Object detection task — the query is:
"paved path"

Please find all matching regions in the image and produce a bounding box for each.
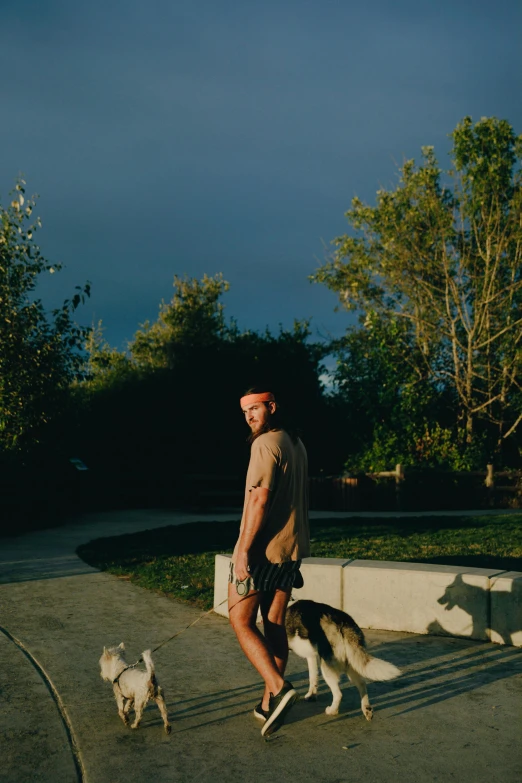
[1,510,521,783]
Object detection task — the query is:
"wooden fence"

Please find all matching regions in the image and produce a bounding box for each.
[308,464,522,512]
[2,462,520,537]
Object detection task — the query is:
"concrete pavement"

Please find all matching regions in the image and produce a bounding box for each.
[0,509,521,783]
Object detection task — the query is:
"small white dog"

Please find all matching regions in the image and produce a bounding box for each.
[99,643,171,734]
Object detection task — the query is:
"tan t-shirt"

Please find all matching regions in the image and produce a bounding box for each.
[234,429,310,564]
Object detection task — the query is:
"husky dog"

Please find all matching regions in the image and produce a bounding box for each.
[99,643,171,734]
[286,600,401,720]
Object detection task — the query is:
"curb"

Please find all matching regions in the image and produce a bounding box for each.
[214,554,522,647]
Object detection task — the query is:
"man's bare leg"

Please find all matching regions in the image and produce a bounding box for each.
[228,582,285,699]
[259,588,292,710]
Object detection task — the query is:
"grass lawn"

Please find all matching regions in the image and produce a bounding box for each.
[77,514,522,611]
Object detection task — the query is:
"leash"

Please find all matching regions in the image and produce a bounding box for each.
[118,576,259,676]
[122,596,230,672]
[150,596,229,656]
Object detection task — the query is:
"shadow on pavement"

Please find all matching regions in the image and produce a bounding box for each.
[324,638,522,726]
[0,556,98,584]
[140,635,522,735]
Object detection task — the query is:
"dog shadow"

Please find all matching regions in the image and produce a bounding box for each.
[428,573,521,646]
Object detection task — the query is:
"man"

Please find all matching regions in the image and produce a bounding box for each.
[228,388,310,737]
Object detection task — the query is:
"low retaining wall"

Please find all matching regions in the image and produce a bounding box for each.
[214,554,522,647]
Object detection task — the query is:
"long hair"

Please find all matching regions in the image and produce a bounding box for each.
[242,386,300,444]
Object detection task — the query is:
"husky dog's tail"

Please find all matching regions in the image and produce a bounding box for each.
[142,649,158,690]
[321,617,401,681]
[346,643,401,681]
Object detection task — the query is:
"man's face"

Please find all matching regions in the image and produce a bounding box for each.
[242,401,276,434]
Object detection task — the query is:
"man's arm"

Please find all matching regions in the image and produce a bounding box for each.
[234,486,270,581]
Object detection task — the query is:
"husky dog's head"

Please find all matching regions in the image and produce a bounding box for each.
[99,642,126,681]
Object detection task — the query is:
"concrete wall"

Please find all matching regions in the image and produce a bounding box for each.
[214,554,522,647]
[489,571,522,647]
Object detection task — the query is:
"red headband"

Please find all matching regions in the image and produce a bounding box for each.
[240,392,275,408]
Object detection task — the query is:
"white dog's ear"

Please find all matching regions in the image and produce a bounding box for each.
[118,642,125,650]
[103,646,108,654]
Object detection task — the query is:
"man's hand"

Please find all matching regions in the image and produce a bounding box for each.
[234,549,250,582]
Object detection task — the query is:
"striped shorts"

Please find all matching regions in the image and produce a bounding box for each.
[229,559,304,596]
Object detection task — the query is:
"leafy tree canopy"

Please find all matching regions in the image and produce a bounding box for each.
[78,274,340,477]
[130,274,231,369]
[0,179,90,453]
[314,117,522,463]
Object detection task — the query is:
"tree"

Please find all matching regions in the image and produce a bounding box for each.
[332,315,484,471]
[0,179,90,453]
[130,274,230,369]
[71,273,342,493]
[82,320,131,390]
[313,117,522,460]
[331,316,428,468]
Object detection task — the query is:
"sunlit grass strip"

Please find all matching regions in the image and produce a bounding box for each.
[108,552,219,610]
[77,514,522,611]
[310,518,522,562]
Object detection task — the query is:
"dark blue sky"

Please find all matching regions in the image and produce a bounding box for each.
[1,0,520,349]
